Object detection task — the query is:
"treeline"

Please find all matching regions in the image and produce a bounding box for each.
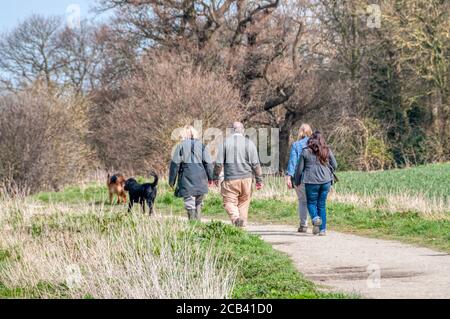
[0,0,449,193]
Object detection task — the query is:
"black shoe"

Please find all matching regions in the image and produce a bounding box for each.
[187,209,197,221]
[234,218,244,227]
[195,205,202,221]
[298,225,308,233]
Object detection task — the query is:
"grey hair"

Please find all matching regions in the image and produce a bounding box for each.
[232,122,245,134]
[180,125,199,140]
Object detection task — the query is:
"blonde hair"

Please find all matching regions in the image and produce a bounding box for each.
[298,123,313,140]
[180,125,199,140]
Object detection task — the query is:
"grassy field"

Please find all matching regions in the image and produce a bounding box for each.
[3,162,448,298]
[335,163,450,200]
[0,192,345,299]
[31,163,450,254]
[255,163,450,217]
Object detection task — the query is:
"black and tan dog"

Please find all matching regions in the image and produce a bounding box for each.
[107,173,127,205]
[124,171,158,215]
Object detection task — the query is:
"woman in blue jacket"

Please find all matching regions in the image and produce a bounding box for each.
[285,124,313,233]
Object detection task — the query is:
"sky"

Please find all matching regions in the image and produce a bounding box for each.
[0,0,105,32]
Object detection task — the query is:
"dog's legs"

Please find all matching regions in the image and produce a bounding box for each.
[128,201,133,213]
[109,192,113,205]
[140,200,146,214]
[147,200,154,216]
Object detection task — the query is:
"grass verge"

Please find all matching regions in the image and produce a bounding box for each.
[184,221,347,299]
[1,194,345,299]
[33,179,450,254]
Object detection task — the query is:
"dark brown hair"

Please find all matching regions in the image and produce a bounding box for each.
[307,131,330,165]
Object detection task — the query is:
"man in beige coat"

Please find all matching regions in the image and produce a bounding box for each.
[213,122,264,227]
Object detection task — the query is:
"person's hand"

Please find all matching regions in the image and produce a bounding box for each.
[256,182,264,190]
[208,180,214,187]
[285,175,293,189]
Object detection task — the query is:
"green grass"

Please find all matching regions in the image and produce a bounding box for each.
[4,180,350,299]
[0,282,72,299]
[205,195,450,253]
[32,162,450,254]
[25,162,450,298]
[335,162,450,201]
[202,195,450,253]
[0,212,344,299]
[328,202,450,252]
[182,221,346,299]
[34,184,106,204]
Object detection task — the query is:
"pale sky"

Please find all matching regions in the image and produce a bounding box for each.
[0,0,106,32]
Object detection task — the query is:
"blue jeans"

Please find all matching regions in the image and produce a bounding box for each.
[305,182,331,232]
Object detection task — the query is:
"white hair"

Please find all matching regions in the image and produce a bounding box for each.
[180,125,199,140]
[232,122,245,134]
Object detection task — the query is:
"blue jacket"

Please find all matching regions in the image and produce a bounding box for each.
[286,137,309,177]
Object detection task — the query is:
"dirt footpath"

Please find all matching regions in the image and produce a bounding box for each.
[246,223,450,299]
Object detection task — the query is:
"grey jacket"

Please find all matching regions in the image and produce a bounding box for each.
[295,148,337,185]
[169,138,214,198]
[213,133,263,183]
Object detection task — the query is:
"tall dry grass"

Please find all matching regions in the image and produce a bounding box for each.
[0,195,236,299]
[254,175,450,219]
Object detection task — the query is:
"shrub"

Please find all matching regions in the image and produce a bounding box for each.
[89,52,242,174]
[0,85,96,194]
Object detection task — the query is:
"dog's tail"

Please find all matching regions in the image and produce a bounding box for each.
[149,170,159,187]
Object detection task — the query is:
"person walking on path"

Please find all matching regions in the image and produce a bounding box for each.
[285,124,313,233]
[213,122,264,228]
[169,125,214,221]
[294,131,337,236]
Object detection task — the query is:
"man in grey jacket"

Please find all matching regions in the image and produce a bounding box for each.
[213,122,264,227]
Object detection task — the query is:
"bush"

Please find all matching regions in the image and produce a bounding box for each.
[89,52,242,174]
[0,85,96,194]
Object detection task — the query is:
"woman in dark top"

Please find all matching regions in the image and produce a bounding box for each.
[169,125,214,221]
[295,131,337,236]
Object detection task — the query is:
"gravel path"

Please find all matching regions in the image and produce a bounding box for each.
[245,223,450,299]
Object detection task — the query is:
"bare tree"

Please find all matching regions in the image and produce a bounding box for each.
[57,23,102,92]
[95,0,335,171]
[0,15,63,90]
[89,51,241,173]
[0,15,118,94]
[96,0,280,49]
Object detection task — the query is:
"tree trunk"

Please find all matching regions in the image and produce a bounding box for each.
[279,111,300,174]
[279,125,290,174]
